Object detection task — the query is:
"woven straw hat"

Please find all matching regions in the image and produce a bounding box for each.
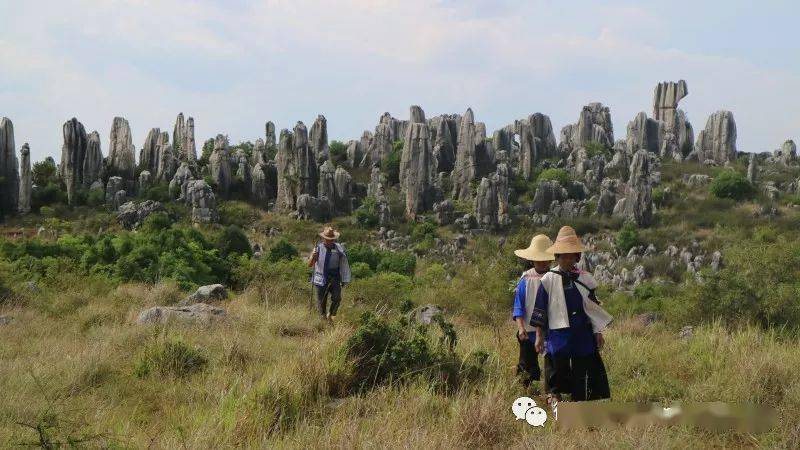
[319,226,340,240]
[514,234,555,261]
[546,226,588,254]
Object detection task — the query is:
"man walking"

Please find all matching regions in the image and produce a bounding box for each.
[307,226,352,321]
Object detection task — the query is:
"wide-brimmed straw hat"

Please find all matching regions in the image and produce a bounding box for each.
[319,226,340,240]
[514,234,555,261]
[546,226,588,254]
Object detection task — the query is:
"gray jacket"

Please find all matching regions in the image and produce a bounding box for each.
[312,243,352,286]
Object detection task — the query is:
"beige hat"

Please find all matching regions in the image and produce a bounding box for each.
[546,226,588,254]
[514,234,555,261]
[319,226,340,240]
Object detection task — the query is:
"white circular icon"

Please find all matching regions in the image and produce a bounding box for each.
[524,406,548,427]
[511,396,536,420]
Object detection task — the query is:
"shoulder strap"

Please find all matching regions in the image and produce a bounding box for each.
[548,270,601,305]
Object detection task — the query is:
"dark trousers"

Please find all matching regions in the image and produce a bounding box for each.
[516,332,541,386]
[543,352,610,401]
[315,277,342,317]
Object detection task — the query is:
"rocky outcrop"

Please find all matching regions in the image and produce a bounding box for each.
[517,122,538,181]
[433,200,456,225]
[400,119,437,218]
[528,113,558,158]
[747,153,758,183]
[276,129,298,211]
[409,105,426,123]
[185,179,218,223]
[251,161,277,206]
[333,166,353,214]
[451,108,478,200]
[294,122,318,196]
[156,131,176,183]
[309,114,329,163]
[184,116,197,162]
[139,128,161,177]
[560,103,614,152]
[531,180,568,213]
[296,193,331,221]
[775,140,796,165]
[653,80,688,123]
[117,200,167,230]
[363,121,393,168]
[253,138,268,166]
[0,118,19,217]
[345,140,362,168]
[18,143,31,214]
[265,121,277,149]
[615,150,653,226]
[139,170,153,193]
[494,151,511,226]
[234,148,251,191]
[474,177,499,229]
[60,118,88,205]
[595,179,619,216]
[209,134,231,196]
[107,117,136,181]
[187,284,228,303]
[169,162,194,200]
[84,131,104,187]
[432,116,456,173]
[626,112,662,154]
[105,176,125,206]
[173,113,185,159]
[693,111,737,165]
[318,160,336,211]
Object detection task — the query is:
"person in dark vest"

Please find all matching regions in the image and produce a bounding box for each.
[530,226,613,408]
[511,234,555,388]
[307,226,352,322]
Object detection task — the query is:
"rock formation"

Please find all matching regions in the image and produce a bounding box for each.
[209,134,231,196]
[0,118,19,217]
[528,113,558,158]
[60,118,88,205]
[653,80,688,124]
[139,128,161,176]
[139,170,153,193]
[560,103,614,152]
[265,121,277,149]
[18,143,31,214]
[169,162,193,200]
[318,160,336,211]
[615,150,653,226]
[84,131,104,187]
[309,114,329,163]
[693,111,737,165]
[626,112,662,154]
[400,119,437,218]
[117,200,166,230]
[296,193,331,221]
[775,140,796,165]
[173,113,185,158]
[432,116,457,173]
[410,105,426,123]
[333,166,353,214]
[747,153,758,183]
[517,122,538,181]
[105,176,125,206]
[253,139,268,166]
[531,180,568,214]
[107,117,136,181]
[494,150,511,226]
[251,161,277,206]
[451,108,478,200]
[234,148,251,192]
[363,121,393,168]
[294,122,318,196]
[156,131,176,183]
[185,179,218,223]
[171,114,196,162]
[474,177,499,230]
[276,129,298,211]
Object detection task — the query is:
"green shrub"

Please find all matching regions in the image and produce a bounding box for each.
[32,182,68,211]
[218,201,258,227]
[710,170,755,200]
[410,220,438,243]
[350,262,374,279]
[584,141,613,159]
[86,188,106,207]
[536,168,571,186]
[268,238,299,263]
[135,338,209,378]
[329,140,348,166]
[327,311,486,396]
[141,183,171,202]
[381,141,403,185]
[616,222,641,253]
[354,196,380,228]
[217,226,253,258]
[141,212,173,232]
[348,272,413,307]
[377,251,416,276]
[347,243,382,270]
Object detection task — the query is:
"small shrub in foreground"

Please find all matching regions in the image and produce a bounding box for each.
[135,338,208,378]
[710,170,754,200]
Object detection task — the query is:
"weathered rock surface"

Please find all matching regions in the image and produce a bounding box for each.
[531,180,568,213]
[136,303,226,325]
[775,140,796,165]
[451,108,478,200]
[693,111,737,165]
[108,117,136,181]
[276,129,298,211]
[561,103,614,152]
[139,128,162,176]
[653,80,688,123]
[168,162,193,200]
[333,166,354,214]
[431,115,457,173]
[18,143,31,214]
[747,153,758,183]
[139,170,153,193]
[474,177,499,229]
[318,160,337,211]
[185,179,218,223]
[0,117,19,217]
[296,193,331,221]
[400,119,437,217]
[517,122,538,181]
[615,149,654,226]
[265,121,277,149]
[626,111,662,154]
[251,161,277,206]
[60,118,88,205]
[294,122,318,197]
[117,200,167,230]
[187,284,227,303]
[156,131,176,183]
[309,114,329,163]
[83,131,104,188]
[209,134,231,196]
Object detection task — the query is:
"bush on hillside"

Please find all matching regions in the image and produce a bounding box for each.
[616,222,641,253]
[710,170,755,200]
[218,202,258,227]
[216,225,253,258]
[536,168,571,186]
[376,251,416,276]
[350,262,374,279]
[327,311,488,396]
[267,238,299,263]
[329,140,348,166]
[354,196,380,228]
[134,338,208,378]
[381,141,403,185]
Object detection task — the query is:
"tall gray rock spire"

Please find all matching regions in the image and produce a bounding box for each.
[309,114,329,164]
[84,131,104,186]
[400,120,436,218]
[0,117,19,217]
[60,118,88,205]
[694,111,737,165]
[107,117,136,181]
[294,121,318,196]
[451,108,478,200]
[209,134,231,195]
[653,80,688,123]
[18,143,31,214]
[275,129,298,211]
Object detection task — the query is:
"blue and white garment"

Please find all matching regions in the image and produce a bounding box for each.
[311,243,352,287]
[512,268,548,335]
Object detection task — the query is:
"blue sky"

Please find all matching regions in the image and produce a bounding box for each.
[1,0,798,162]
